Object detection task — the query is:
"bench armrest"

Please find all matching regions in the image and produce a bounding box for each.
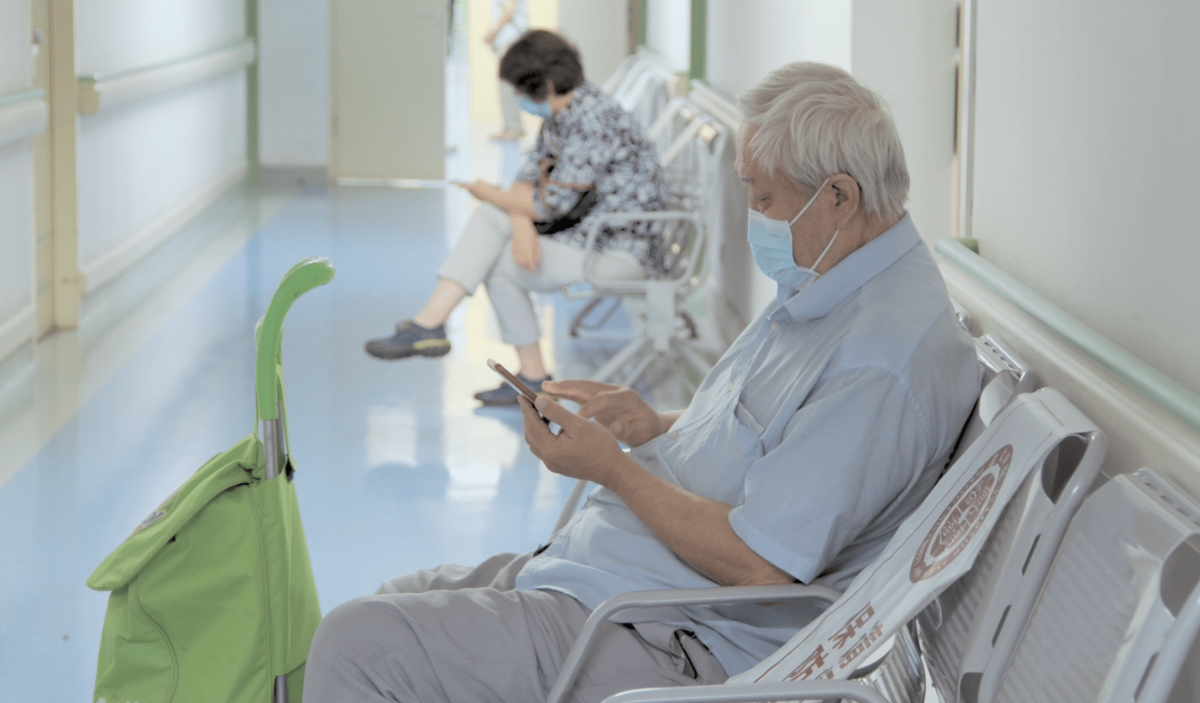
[601,680,890,703]
[604,681,888,703]
[545,584,842,703]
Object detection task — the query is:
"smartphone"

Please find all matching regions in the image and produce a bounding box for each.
[487,359,540,404]
[487,359,553,428]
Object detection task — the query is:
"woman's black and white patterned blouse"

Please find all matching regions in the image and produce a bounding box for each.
[516,81,668,277]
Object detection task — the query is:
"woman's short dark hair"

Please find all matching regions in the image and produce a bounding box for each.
[499,30,584,100]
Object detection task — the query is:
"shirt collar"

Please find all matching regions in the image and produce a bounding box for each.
[772,212,921,323]
[549,81,595,126]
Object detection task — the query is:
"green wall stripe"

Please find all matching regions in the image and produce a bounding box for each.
[689,0,706,81]
[246,0,260,182]
[639,0,648,47]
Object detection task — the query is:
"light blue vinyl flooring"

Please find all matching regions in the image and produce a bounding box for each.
[0,181,650,702]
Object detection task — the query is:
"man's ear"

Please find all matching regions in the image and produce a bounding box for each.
[829,173,861,228]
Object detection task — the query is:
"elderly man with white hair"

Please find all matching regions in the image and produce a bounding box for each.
[304,62,980,703]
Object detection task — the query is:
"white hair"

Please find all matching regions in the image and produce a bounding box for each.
[739,62,909,220]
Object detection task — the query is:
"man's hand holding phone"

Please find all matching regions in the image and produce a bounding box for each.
[540,380,670,448]
[518,394,632,486]
[491,363,672,485]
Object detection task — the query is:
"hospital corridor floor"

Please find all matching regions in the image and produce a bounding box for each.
[0,180,661,702]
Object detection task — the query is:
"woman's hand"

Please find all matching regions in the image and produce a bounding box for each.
[511,217,542,273]
[455,180,500,204]
[541,380,666,447]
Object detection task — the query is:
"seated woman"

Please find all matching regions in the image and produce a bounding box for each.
[364,29,668,405]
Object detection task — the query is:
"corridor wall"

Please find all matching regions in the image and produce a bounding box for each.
[968,0,1200,396]
[644,0,691,73]
[702,0,853,320]
[705,0,852,98]
[0,0,37,361]
[559,0,629,86]
[75,0,248,291]
[700,0,956,320]
[852,0,957,249]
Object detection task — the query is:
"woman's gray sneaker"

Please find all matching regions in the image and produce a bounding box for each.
[474,375,550,406]
[364,321,451,359]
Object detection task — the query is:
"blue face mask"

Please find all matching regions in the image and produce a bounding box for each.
[517,96,553,119]
[747,177,839,290]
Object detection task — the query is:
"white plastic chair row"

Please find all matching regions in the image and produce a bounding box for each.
[601,48,678,130]
[540,332,1152,703]
[564,96,714,345]
[544,382,1200,700]
[563,101,726,391]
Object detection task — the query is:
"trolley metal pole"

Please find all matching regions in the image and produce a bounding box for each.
[262,407,288,703]
[255,257,335,703]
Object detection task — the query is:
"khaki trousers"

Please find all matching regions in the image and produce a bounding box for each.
[303,552,726,703]
[438,203,646,347]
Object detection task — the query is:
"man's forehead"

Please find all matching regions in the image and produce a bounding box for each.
[734,126,759,183]
[735,155,759,184]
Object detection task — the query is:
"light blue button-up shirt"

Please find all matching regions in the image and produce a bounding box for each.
[516,214,980,676]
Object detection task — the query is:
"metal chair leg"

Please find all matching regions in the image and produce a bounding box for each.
[569,297,624,338]
[591,336,654,384]
[614,348,661,388]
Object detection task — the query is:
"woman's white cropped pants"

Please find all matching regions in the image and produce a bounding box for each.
[437,202,645,348]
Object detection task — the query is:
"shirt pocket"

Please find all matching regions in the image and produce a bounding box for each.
[734,401,766,461]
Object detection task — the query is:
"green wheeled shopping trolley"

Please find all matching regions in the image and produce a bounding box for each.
[87,258,334,703]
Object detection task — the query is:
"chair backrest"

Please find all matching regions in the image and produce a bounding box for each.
[947,335,1038,470]
[602,50,677,131]
[985,468,1200,703]
[648,100,727,289]
[915,335,1105,703]
[916,424,1104,703]
[838,333,1025,700]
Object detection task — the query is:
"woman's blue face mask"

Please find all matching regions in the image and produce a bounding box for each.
[517,96,552,119]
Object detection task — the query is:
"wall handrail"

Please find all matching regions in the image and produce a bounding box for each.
[77,38,255,115]
[937,238,1200,433]
[0,89,48,147]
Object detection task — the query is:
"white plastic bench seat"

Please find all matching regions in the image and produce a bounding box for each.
[545,385,1106,703]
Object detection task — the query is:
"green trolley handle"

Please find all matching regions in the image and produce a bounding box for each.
[252,257,334,703]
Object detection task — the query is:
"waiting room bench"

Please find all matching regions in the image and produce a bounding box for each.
[535,240,1200,702]
[542,331,1117,703]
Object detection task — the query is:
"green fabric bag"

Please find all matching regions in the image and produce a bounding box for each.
[87,435,320,703]
[87,257,334,703]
